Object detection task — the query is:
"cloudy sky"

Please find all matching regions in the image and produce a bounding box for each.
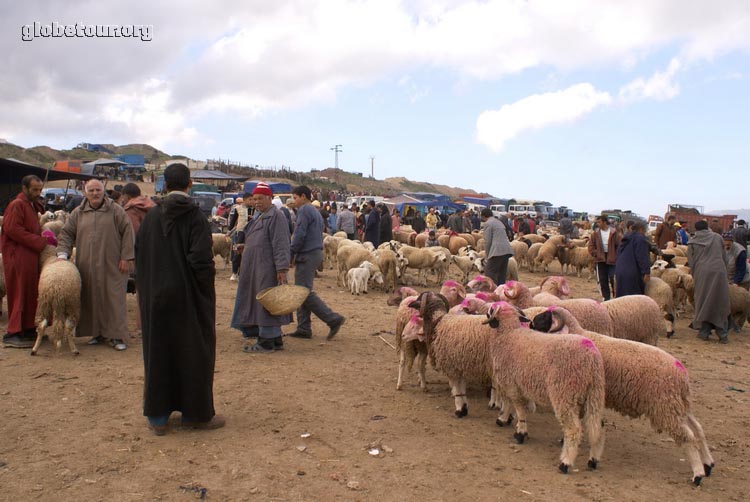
[2,1,749,217]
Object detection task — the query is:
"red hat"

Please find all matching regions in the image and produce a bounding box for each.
[252,182,273,197]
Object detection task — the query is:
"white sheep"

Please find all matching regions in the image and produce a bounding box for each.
[323,235,344,269]
[346,261,383,295]
[509,240,528,269]
[398,246,447,286]
[211,233,231,269]
[533,306,715,485]
[425,246,452,284]
[483,301,606,474]
[451,254,481,284]
[31,246,81,356]
[644,276,677,338]
[375,248,401,293]
[336,244,378,286]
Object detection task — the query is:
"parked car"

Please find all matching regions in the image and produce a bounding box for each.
[191,196,217,218]
[41,188,83,211]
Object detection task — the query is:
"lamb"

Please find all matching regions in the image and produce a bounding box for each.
[31,246,81,356]
[484,301,606,474]
[601,295,664,345]
[211,233,231,269]
[406,292,501,415]
[532,307,715,485]
[501,280,612,336]
[729,284,750,331]
[336,244,379,286]
[644,276,677,337]
[346,261,383,295]
[534,234,566,272]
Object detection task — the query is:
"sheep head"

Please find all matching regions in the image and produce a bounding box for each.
[439,280,466,308]
[387,286,418,306]
[482,301,531,329]
[407,291,449,340]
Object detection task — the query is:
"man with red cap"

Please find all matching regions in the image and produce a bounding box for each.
[1,175,50,348]
[231,181,293,352]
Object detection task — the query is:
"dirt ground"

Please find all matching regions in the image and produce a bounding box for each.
[1,256,749,502]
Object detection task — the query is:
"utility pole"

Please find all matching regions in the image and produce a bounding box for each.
[370,156,375,178]
[330,144,342,169]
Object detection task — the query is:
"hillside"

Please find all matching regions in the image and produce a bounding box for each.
[1,142,487,199]
[0,142,174,168]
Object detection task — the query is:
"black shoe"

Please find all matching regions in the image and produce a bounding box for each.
[286,330,313,339]
[273,337,284,351]
[326,316,346,341]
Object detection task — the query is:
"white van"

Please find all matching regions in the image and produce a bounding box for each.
[490,204,507,218]
[508,204,537,217]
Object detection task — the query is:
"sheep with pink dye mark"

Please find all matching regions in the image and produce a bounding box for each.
[501,280,613,336]
[531,306,714,486]
[482,300,606,475]
[388,287,428,392]
[466,275,497,293]
[439,280,467,308]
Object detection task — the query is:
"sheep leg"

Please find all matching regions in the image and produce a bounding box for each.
[396,350,407,391]
[557,410,583,474]
[686,414,714,478]
[415,348,428,392]
[680,423,706,485]
[450,378,468,418]
[65,319,79,355]
[31,319,48,355]
[583,405,605,470]
[511,398,529,443]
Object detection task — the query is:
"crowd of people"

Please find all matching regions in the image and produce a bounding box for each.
[1,170,747,436]
[587,215,749,344]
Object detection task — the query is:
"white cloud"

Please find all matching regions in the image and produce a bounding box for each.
[619,58,682,103]
[2,0,750,147]
[476,83,612,151]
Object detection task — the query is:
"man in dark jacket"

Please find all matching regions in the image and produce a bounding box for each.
[363,200,380,246]
[654,215,678,249]
[136,163,224,435]
[378,204,393,244]
[412,211,426,234]
[588,215,621,301]
[615,221,651,297]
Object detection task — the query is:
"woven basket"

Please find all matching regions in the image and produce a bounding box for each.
[256,284,310,316]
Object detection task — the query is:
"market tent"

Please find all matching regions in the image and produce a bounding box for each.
[383,193,463,216]
[190,170,248,181]
[0,157,98,213]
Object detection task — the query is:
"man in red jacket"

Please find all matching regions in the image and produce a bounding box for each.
[1,175,49,348]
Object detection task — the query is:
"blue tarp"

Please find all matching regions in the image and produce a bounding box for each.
[243,180,292,194]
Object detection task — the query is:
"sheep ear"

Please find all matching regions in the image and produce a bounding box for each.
[512,305,531,324]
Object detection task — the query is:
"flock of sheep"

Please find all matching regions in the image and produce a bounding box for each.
[307,224,750,486]
[8,208,750,487]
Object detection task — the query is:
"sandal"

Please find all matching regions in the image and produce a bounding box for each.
[243,342,274,353]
